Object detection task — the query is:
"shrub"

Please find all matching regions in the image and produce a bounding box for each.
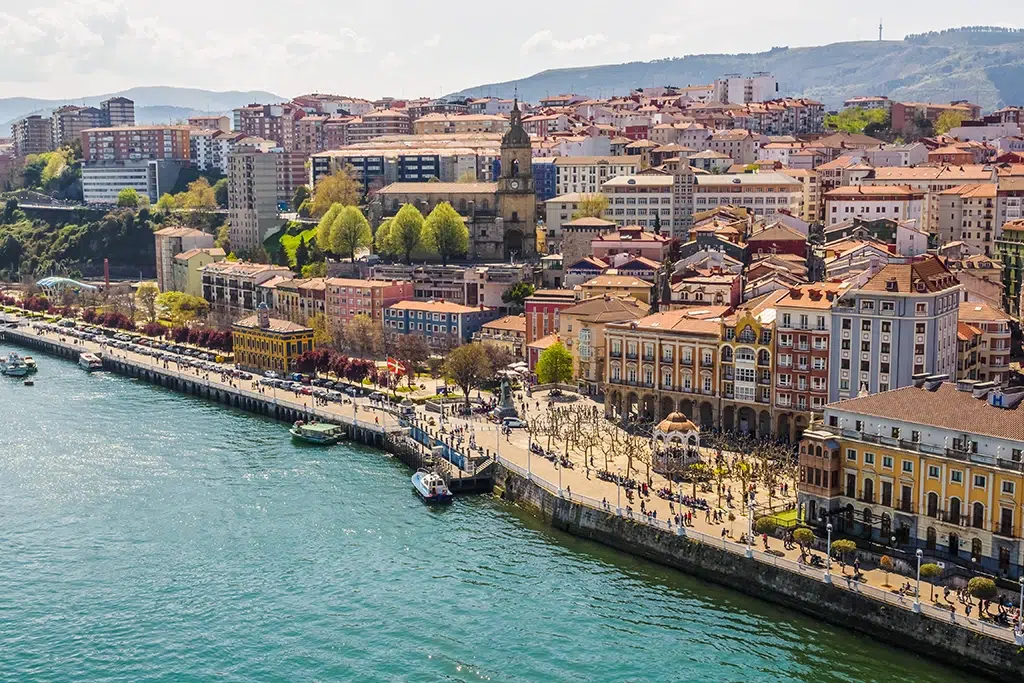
[793,527,815,549]
[141,322,165,337]
[967,576,997,601]
[754,517,776,535]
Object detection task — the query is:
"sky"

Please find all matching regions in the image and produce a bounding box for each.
[0,0,1018,101]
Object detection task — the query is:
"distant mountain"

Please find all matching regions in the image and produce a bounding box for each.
[452,27,1024,111]
[0,87,285,131]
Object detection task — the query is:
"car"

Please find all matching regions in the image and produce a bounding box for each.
[502,418,525,428]
[344,386,358,396]
[264,371,279,379]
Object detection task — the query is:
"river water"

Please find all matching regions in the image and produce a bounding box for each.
[0,347,976,682]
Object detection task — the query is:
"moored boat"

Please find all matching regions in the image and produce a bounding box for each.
[1,352,29,377]
[289,421,343,445]
[412,468,453,504]
[23,356,37,372]
[79,352,103,371]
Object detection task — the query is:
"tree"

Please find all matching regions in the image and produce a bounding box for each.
[212,178,229,208]
[967,576,997,603]
[935,110,966,135]
[330,205,372,262]
[294,237,310,272]
[316,203,344,253]
[571,193,609,220]
[443,344,491,410]
[481,343,514,376]
[879,555,895,587]
[536,341,573,384]
[754,517,776,536]
[501,281,535,310]
[117,187,142,208]
[309,167,360,218]
[180,178,217,211]
[307,312,333,347]
[374,219,396,257]
[344,313,382,357]
[388,204,425,264]
[292,185,310,211]
[155,291,210,326]
[422,202,468,266]
[793,527,815,554]
[830,539,857,573]
[394,333,430,387]
[136,282,160,323]
[919,563,943,601]
[301,261,326,278]
[824,107,889,134]
[156,193,177,212]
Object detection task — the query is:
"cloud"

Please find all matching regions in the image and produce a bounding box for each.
[519,30,607,55]
[647,33,681,50]
[423,33,441,49]
[380,51,405,71]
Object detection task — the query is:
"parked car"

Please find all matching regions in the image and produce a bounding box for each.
[503,418,525,428]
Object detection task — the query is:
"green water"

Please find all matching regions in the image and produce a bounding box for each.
[0,349,977,682]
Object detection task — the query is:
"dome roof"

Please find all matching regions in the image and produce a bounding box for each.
[655,412,699,434]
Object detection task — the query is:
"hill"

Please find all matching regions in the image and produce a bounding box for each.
[0,86,284,130]
[452,26,1024,111]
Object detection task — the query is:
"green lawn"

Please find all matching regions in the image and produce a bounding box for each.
[264,222,316,267]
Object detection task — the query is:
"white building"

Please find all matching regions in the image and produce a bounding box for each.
[713,73,778,105]
[825,185,925,226]
[190,129,247,174]
[543,193,584,252]
[948,123,1021,143]
[553,155,642,196]
[863,143,928,168]
[601,175,677,234]
[81,160,183,204]
[693,172,803,218]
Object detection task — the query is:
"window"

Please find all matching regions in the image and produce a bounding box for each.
[911,430,920,442]
[916,303,926,314]
[951,470,963,484]
[902,460,913,474]
[861,320,871,331]
[928,465,940,479]
[882,455,893,469]
[891,427,900,439]
[974,474,987,489]
[864,452,875,465]
[846,448,857,461]
[1002,481,1015,495]
[855,420,864,431]
[881,321,891,333]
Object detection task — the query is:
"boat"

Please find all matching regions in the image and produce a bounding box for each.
[23,356,37,373]
[79,352,103,372]
[412,468,453,504]
[1,352,29,377]
[23,379,33,386]
[289,421,343,445]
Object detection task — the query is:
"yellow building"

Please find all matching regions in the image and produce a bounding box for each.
[578,274,653,304]
[557,295,648,395]
[799,379,1024,576]
[232,303,314,374]
[170,247,225,297]
[779,168,820,222]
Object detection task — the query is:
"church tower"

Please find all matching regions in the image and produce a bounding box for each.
[497,99,536,260]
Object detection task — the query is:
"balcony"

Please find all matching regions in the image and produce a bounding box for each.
[610,349,622,359]
[895,499,914,514]
[701,359,714,368]
[625,352,638,360]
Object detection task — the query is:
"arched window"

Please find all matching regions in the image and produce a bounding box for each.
[738,326,757,343]
[862,507,872,524]
[971,538,983,561]
[721,347,733,362]
[758,349,770,366]
[927,492,939,518]
[926,526,936,549]
[972,502,985,529]
[511,159,520,176]
[863,478,874,503]
[511,211,519,222]
[949,497,961,524]
[815,445,822,458]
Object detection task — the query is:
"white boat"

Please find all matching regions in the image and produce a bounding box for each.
[289,421,343,445]
[412,468,453,504]
[23,356,38,373]
[1,352,29,377]
[79,352,103,371]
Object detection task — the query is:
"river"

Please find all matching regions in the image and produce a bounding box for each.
[0,347,977,682]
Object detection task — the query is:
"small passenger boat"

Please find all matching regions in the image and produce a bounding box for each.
[289,420,343,445]
[79,352,103,371]
[1,352,29,377]
[412,468,453,504]
[23,356,38,372]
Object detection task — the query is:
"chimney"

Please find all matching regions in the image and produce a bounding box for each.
[911,372,929,388]
[923,374,948,391]
[955,379,977,393]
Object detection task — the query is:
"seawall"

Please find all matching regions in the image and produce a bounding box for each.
[493,463,1024,681]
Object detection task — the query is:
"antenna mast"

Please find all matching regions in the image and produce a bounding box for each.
[879,19,883,41]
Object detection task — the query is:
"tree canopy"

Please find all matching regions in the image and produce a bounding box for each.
[386,204,425,264]
[572,193,609,220]
[501,281,535,309]
[422,202,468,266]
[443,344,492,408]
[330,205,372,262]
[117,187,143,208]
[934,110,966,135]
[824,107,889,134]
[536,341,573,384]
[309,167,360,218]
[155,291,210,325]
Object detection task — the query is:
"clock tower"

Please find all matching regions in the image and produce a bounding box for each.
[497,99,536,260]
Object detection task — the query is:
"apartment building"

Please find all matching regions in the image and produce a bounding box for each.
[100,97,135,128]
[779,169,820,223]
[170,247,225,297]
[996,177,1024,229]
[693,173,804,218]
[190,129,247,174]
[718,293,781,438]
[345,110,412,144]
[227,144,280,253]
[81,126,190,162]
[557,295,649,395]
[384,300,500,349]
[601,175,678,234]
[958,302,1012,385]
[824,185,925,227]
[708,130,757,165]
[553,156,642,196]
[860,165,994,236]
[201,261,294,314]
[11,115,54,157]
[233,103,304,151]
[996,219,1024,315]
[936,184,998,256]
[957,321,983,381]
[798,380,1024,575]
[578,274,653,305]
[188,115,231,132]
[153,226,215,291]
[273,278,327,323]
[325,278,414,326]
[524,289,577,345]
[51,105,103,148]
[591,225,673,263]
[413,114,509,135]
[474,314,528,360]
[81,160,184,204]
[890,101,982,136]
[773,283,850,441]
[828,257,962,402]
[603,310,722,426]
[713,73,777,104]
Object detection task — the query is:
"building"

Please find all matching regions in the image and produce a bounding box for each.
[474,313,528,360]
[188,115,231,132]
[524,289,577,345]
[995,219,1024,315]
[346,110,413,144]
[578,274,653,304]
[591,225,672,263]
[232,103,304,151]
[543,193,584,253]
[708,130,758,165]
[694,173,804,218]
[718,292,783,438]
[936,184,998,257]
[557,295,648,395]
[779,169,820,223]
[860,165,994,237]
[81,160,184,204]
[798,380,1024,575]
[201,261,294,314]
[824,185,925,227]
[601,174,680,235]
[687,150,733,173]
[11,115,54,157]
[413,113,509,135]
[227,143,281,253]
[189,129,246,174]
[671,268,742,308]
[233,304,314,374]
[170,248,225,297]
[713,73,778,104]
[325,278,414,326]
[154,226,215,291]
[829,257,962,402]
[603,309,722,426]
[51,105,103,148]
[553,156,642,196]
[890,101,983,136]
[384,300,500,349]
[843,96,891,110]
[81,126,190,162]
[957,321,983,381]
[99,97,135,127]
[958,302,1013,385]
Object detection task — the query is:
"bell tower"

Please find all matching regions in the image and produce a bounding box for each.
[497,99,536,259]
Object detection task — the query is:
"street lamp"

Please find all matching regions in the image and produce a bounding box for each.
[616,468,622,516]
[1018,576,1024,632]
[746,501,755,558]
[915,549,923,613]
[825,522,834,584]
[557,456,563,498]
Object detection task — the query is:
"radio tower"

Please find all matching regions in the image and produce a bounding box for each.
[879,19,883,41]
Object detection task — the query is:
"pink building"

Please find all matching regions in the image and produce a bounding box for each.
[326,278,414,327]
[591,226,672,263]
[523,289,577,345]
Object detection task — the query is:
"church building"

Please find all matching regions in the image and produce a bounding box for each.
[370,101,537,261]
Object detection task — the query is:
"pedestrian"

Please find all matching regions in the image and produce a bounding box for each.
[762,533,769,550]
[705,509,711,523]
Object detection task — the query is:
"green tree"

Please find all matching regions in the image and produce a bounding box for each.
[315,203,343,252]
[793,527,815,553]
[394,333,431,387]
[330,205,372,262]
[536,341,573,384]
[136,282,160,323]
[212,178,229,208]
[388,204,425,264]
[879,555,894,587]
[754,517,776,536]
[155,291,210,325]
[344,313,382,357]
[967,576,997,602]
[294,237,310,272]
[374,219,396,257]
[572,193,609,219]
[180,177,217,210]
[117,187,145,208]
[156,193,177,212]
[830,539,857,572]
[934,110,966,135]
[310,167,360,218]
[443,344,492,410]
[501,281,535,309]
[301,261,327,278]
[824,107,889,134]
[307,312,333,347]
[919,563,943,601]
[292,185,310,211]
[422,202,468,266]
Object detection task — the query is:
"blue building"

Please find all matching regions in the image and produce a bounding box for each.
[532,159,557,201]
[384,300,502,349]
[397,154,441,182]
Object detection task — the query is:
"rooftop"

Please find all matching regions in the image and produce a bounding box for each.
[859,257,959,294]
[610,310,722,335]
[581,274,653,289]
[377,181,498,194]
[387,299,485,314]
[482,314,527,333]
[233,316,312,334]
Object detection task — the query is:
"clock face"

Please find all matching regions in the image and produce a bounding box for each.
[509,179,521,190]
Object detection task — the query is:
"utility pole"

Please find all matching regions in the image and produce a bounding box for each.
[879,19,883,41]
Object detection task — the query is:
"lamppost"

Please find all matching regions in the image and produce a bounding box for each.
[825,522,833,584]
[746,500,754,558]
[915,549,923,613]
[616,468,622,515]
[526,420,532,481]
[1018,576,1024,633]
[557,456,563,497]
